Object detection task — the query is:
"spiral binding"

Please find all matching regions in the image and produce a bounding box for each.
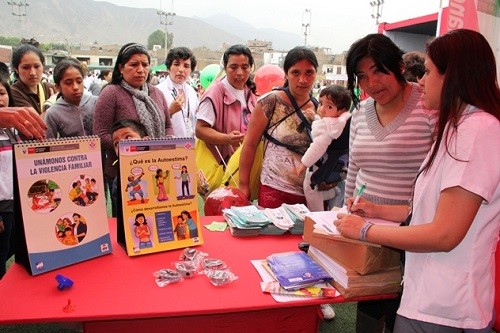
[14,135,100,146]
[119,136,194,143]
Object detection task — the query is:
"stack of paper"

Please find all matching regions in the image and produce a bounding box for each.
[266,251,332,290]
[304,208,401,275]
[282,203,311,234]
[221,203,312,237]
[222,205,270,236]
[308,245,402,298]
[259,207,295,235]
[250,260,340,302]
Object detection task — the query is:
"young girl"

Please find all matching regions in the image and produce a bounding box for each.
[0,77,16,279]
[174,215,187,240]
[60,227,78,246]
[44,58,97,138]
[155,168,168,202]
[133,213,152,249]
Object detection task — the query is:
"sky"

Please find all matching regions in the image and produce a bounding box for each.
[95,0,445,53]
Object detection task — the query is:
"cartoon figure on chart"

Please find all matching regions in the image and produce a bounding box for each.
[31,191,50,210]
[175,165,191,199]
[29,180,62,213]
[84,178,99,203]
[174,214,187,240]
[181,210,198,238]
[72,213,87,243]
[155,169,169,202]
[61,227,78,246]
[55,218,65,233]
[125,172,146,203]
[62,217,74,231]
[69,180,88,206]
[133,213,153,249]
[47,188,61,212]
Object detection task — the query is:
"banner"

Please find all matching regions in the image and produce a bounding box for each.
[439,0,499,79]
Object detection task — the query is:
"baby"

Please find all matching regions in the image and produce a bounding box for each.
[296,85,352,212]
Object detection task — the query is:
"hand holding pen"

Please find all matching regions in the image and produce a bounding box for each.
[347,183,366,215]
[169,89,186,115]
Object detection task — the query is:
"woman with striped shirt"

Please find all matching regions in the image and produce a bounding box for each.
[345,34,437,206]
[344,34,437,333]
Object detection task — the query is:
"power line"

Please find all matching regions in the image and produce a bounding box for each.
[302,8,311,47]
[370,0,384,25]
[157,0,176,52]
[7,0,29,21]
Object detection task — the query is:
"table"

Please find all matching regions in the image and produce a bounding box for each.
[0,217,396,333]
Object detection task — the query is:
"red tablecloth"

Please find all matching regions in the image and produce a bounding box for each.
[0,217,395,333]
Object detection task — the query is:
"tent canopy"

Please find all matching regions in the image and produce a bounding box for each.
[151,63,167,73]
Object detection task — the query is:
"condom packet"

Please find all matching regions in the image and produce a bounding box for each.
[153,268,183,287]
[206,268,238,286]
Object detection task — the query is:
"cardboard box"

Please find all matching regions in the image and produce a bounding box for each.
[308,246,402,299]
[303,216,401,275]
[330,279,401,299]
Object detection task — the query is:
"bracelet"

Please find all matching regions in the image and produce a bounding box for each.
[360,221,374,241]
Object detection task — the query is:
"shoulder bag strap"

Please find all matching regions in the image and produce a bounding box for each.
[282,87,312,135]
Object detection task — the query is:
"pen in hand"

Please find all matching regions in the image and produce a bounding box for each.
[349,183,366,214]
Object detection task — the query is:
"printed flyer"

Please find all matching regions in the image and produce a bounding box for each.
[13,136,112,276]
[117,137,202,256]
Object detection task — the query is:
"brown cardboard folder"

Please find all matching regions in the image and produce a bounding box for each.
[308,245,402,298]
[303,215,401,275]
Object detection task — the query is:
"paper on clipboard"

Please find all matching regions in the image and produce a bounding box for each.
[307,206,400,236]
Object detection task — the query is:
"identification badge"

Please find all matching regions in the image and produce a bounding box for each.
[184,117,194,137]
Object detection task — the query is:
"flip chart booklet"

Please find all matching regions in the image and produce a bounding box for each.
[117,137,202,256]
[13,136,112,275]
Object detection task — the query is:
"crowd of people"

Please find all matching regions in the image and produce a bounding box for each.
[0,28,498,333]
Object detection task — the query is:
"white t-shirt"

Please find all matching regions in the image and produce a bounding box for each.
[196,77,246,127]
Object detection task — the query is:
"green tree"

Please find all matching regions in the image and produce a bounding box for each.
[147,30,173,50]
[0,36,21,46]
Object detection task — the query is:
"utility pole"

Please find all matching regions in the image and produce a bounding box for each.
[7,0,29,21]
[157,0,175,53]
[370,0,384,25]
[302,8,311,47]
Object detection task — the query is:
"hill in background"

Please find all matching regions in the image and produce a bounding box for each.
[0,0,302,51]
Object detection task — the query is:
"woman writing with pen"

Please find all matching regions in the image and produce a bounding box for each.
[336,29,499,333]
[342,34,437,332]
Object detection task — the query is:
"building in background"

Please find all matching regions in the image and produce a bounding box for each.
[378,0,499,80]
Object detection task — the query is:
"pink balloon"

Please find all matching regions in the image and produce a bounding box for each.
[254,64,285,96]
